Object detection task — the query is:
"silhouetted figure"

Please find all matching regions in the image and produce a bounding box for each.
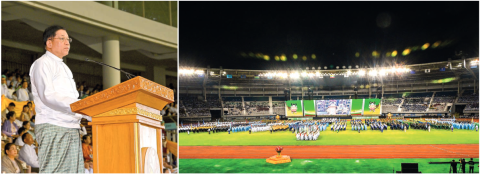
[451,160,458,173]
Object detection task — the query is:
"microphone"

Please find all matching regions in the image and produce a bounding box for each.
[85,58,136,79]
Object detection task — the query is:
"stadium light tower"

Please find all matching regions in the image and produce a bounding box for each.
[290,72,300,79]
[358,70,366,76]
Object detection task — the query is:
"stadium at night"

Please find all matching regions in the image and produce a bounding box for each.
[178,1,479,173]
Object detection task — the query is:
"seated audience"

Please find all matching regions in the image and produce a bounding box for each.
[18,133,39,172]
[2,143,26,173]
[2,103,15,123]
[14,127,27,147]
[2,112,19,138]
[82,135,93,162]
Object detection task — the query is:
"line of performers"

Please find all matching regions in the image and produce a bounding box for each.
[330,122,347,131]
[296,130,320,141]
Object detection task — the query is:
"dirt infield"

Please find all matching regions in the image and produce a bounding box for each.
[180,144,479,159]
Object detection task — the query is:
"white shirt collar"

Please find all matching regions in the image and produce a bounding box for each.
[45,51,63,62]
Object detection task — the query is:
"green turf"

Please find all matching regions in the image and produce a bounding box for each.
[179,158,480,173]
[179,126,479,146]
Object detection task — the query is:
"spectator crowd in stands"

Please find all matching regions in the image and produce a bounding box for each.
[1,101,94,173]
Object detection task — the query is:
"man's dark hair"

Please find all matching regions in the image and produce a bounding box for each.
[23,104,29,110]
[82,135,90,143]
[6,111,15,120]
[22,121,29,127]
[22,132,30,143]
[8,102,15,107]
[18,127,26,135]
[43,25,65,46]
[30,115,35,122]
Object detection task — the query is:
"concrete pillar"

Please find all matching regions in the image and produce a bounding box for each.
[301,87,304,100]
[368,84,372,98]
[241,97,246,115]
[269,96,273,114]
[381,85,384,98]
[475,79,477,94]
[153,66,166,86]
[458,80,462,95]
[102,35,120,89]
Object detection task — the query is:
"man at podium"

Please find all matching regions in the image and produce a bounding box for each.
[29,25,91,173]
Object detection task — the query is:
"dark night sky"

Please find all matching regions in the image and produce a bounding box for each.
[179,1,479,70]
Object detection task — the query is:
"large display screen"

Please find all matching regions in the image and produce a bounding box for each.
[303,100,316,116]
[351,99,364,116]
[363,98,382,116]
[316,99,351,116]
[285,100,303,117]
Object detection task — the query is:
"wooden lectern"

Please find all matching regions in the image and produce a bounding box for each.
[70,76,174,173]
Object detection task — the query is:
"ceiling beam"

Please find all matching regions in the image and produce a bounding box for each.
[2,39,146,72]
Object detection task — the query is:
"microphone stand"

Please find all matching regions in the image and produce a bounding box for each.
[85,58,136,80]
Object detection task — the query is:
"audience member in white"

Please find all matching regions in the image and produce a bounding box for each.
[21,105,31,122]
[79,124,88,137]
[14,127,27,147]
[27,102,35,117]
[77,85,85,99]
[11,91,18,101]
[29,25,91,173]
[14,76,23,89]
[2,103,15,123]
[1,75,10,99]
[18,133,39,172]
[7,85,15,100]
[22,121,35,141]
[17,81,30,102]
[2,143,26,173]
[6,75,14,87]
[30,116,35,129]
[84,160,90,174]
[14,112,25,128]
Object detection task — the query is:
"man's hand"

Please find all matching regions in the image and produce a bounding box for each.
[83,115,92,122]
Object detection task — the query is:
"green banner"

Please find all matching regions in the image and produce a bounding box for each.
[351,99,363,116]
[285,100,303,117]
[364,98,382,116]
[303,100,316,116]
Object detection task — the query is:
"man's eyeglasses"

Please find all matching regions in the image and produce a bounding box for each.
[49,37,73,43]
